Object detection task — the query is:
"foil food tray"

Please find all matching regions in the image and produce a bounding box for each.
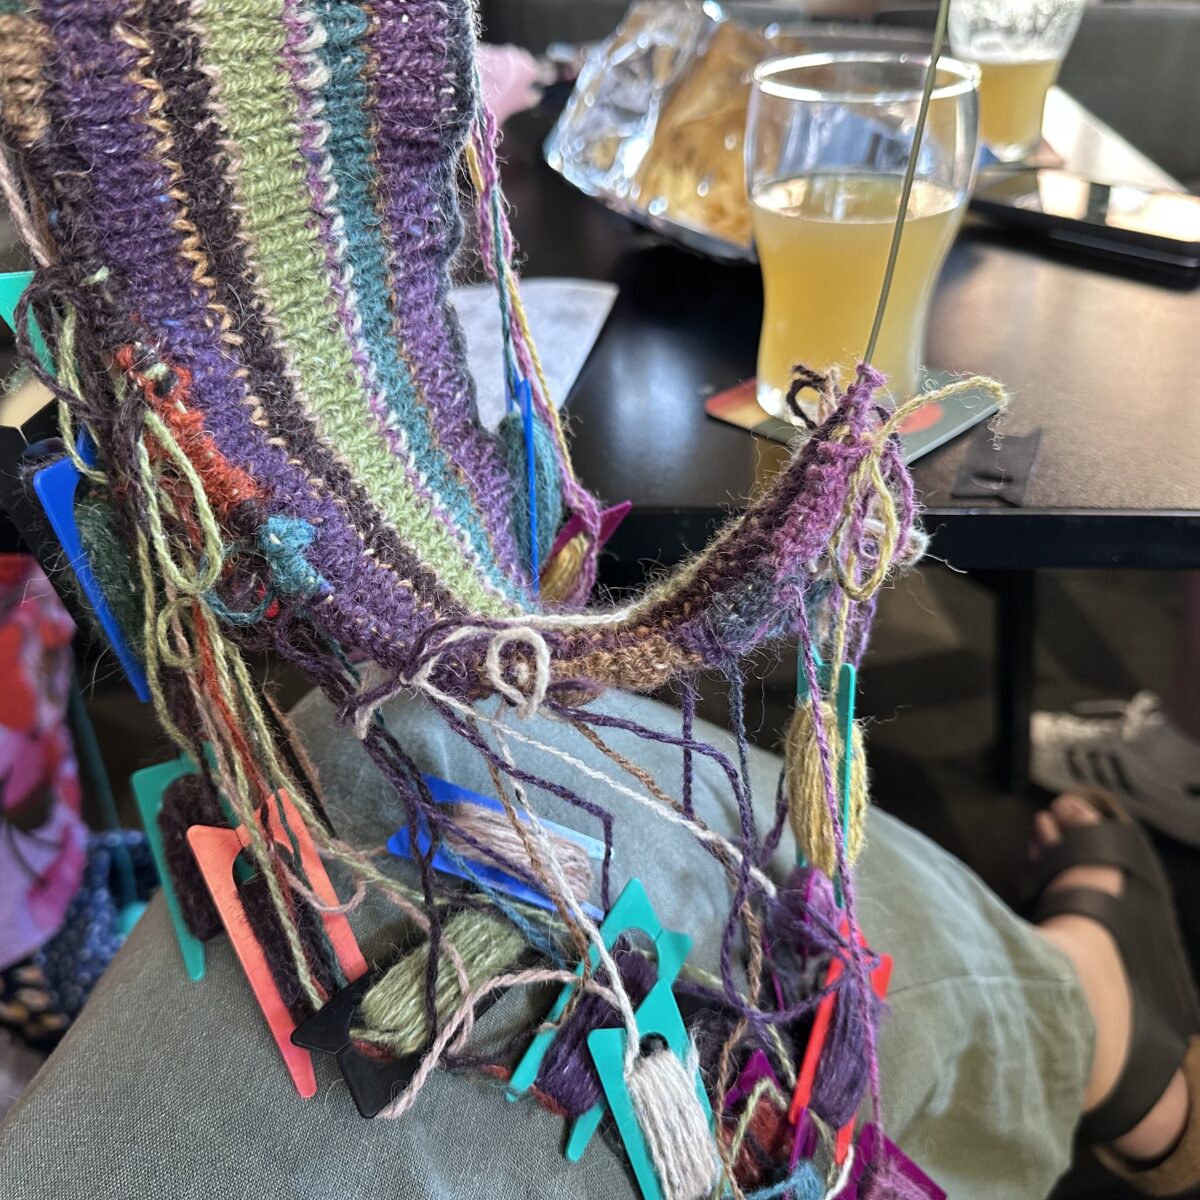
[543,4,935,263]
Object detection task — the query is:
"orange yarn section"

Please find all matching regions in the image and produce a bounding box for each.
[191,601,273,803]
[724,1093,793,1189]
[115,345,260,521]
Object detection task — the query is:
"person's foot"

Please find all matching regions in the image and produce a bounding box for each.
[1032,794,1193,1168]
[1031,694,1200,846]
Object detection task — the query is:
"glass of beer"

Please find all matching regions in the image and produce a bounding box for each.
[950,0,1087,161]
[746,53,978,419]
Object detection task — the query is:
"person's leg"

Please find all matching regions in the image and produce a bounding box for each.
[298,687,1098,1198]
[1033,794,1192,1165]
[1031,573,1200,845]
[0,689,1101,1199]
[848,810,1092,1197]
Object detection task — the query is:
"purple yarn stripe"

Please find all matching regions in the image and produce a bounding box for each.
[367,0,526,582]
[275,0,516,605]
[680,676,696,819]
[138,0,454,639]
[407,381,906,697]
[37,0,471,665]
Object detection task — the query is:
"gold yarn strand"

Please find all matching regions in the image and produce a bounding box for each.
[783,699,868,876]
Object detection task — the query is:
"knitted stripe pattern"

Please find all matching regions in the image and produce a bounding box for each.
[0,0,921,690]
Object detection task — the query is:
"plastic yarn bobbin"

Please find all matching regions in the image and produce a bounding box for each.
[534,939,658,1117]
[157,773,229,940]
[625,1038,721,1200]
[443,800,594,906]
[238,869,342,1023]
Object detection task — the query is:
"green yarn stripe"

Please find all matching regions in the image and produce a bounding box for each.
[190,0,514,619]
[307,0,518,601]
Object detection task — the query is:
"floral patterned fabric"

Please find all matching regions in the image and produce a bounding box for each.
[0,556,86,973]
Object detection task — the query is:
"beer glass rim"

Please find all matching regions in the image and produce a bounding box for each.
[751,51,980,105]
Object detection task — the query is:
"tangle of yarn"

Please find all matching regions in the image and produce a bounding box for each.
[442,801,594,907]
[744,1160,825,1200]
[0,0,1007,1176]
[722,1076,794,1190]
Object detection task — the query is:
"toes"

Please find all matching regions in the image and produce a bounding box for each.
[1033,810,1062,853]
[1051,793,1102,828]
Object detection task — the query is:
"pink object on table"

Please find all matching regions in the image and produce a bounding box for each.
[477,44,542,126]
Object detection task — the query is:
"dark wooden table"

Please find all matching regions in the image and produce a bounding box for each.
[500,107,1200,785]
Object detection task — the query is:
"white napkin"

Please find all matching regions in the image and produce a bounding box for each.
[450,278,618,431]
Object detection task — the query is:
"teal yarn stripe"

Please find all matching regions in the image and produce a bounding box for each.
[501,408,564,570]
[308,0,518,600]
[192,0,515,619]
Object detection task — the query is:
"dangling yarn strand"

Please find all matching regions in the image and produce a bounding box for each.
[626,1039,722,1200]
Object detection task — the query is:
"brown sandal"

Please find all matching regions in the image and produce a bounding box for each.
[1026,790,1200,1195]
[1095,1037,1200,1196]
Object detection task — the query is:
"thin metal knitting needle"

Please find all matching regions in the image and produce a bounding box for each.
[863,0,954,368]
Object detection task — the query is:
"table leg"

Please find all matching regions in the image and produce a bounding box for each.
[981,570,1036,793]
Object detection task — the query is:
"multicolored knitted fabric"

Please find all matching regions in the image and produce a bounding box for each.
[0,0,959,1193]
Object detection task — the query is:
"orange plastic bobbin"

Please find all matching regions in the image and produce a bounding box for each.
[188,790,367,1098]
[788,921,893,1167]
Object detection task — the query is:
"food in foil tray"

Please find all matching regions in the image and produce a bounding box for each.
[545,1,776,259]
[631,20,771,249]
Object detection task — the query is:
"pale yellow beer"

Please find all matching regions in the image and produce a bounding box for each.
[971,56,1060,156]
[751,173,962,415]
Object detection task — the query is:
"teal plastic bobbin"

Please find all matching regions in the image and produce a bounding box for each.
[131,757,209,981]
[589,978,715,1200]
[0,270,51,373]
[507,878,692,1161]
[130,750,234,981]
